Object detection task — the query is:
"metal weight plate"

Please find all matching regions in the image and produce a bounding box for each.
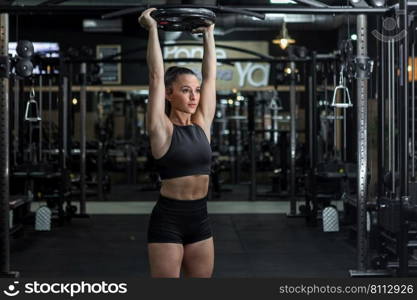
[15,58,33,77]
[151,8,216,32]
[16,40,34,58]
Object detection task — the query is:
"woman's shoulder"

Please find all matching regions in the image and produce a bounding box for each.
[191,114,210,129]
[191,121,209,134]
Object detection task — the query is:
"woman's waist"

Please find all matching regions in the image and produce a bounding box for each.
[160,175,209,200]
[156,191,208,215]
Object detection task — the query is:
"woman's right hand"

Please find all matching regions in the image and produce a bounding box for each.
[139,8,157,30]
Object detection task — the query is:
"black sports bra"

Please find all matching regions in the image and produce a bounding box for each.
[153,124,212,180]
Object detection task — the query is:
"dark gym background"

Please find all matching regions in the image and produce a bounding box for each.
[0,0,416,279]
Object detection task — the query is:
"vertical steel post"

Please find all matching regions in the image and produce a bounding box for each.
[0,13,18,278]
[378,16,385,199]
[310,53,318,224]
[306,75,313,217]
[58,73,68,221]
[0,12,10,277]
[13,77,19,167]
[356,14,369,272]
[289,62,297,215]
[97,141,104,201]
[391,40,396,193]
[131,99,138,185]
[80,63,87,214]
[248,94,256,201]
[410,8,417,216]
[39,74,43,162]
[48,72,52,160]
[398,0,409,277]
[388,41,392,175]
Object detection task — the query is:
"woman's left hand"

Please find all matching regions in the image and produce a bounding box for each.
[191,23,214,34]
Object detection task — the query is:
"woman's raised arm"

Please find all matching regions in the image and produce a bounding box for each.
[139,8,169,135]
[193,24,217,129]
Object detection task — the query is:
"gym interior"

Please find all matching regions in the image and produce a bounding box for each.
[1,0,417,279]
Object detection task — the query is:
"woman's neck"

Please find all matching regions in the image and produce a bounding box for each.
[170,111,192,126]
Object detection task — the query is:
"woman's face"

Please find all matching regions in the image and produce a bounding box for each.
[166,74,201,114]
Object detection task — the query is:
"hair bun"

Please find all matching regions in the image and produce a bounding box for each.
[166,66,178,73]
[164,66,196,87]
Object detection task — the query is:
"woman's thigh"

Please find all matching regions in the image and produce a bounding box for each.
[148,243,184,278]
[181,237,214,278]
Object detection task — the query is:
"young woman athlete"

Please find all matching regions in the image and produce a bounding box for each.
[139,8,217,278]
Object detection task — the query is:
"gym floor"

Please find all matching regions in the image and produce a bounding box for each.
[11,184,355,278]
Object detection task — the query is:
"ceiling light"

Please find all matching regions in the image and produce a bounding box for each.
[270,0,297,4]
[370,0,386,6]
[284,67,292,74]
[272,22,296,50]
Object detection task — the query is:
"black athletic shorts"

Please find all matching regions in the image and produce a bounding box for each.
[147,194,213,245]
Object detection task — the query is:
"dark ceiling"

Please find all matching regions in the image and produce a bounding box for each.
[1,0,358,7]
[0,0,387,40]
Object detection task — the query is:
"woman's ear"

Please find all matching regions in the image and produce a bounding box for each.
[165,87,173,101]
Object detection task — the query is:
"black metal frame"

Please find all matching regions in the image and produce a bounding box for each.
[363,0,417,277]
[0,13,19,278]
[2,2,417,278]
[0,5,396,16]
